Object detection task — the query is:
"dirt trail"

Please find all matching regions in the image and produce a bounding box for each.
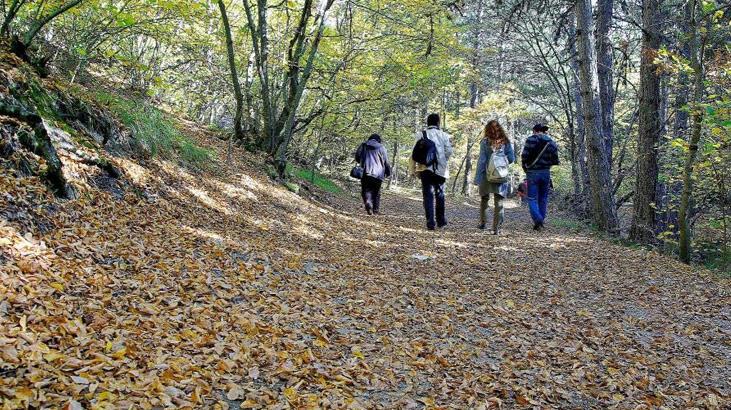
[1,147,729,409]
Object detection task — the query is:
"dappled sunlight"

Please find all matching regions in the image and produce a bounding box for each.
[181,225,242,249]
[216,180,259,202]
[185,185,233,215]
[236,173,266,191]
[0,221,49,259]
[292,222,324,240]
[459,201,479,209]
[434,238,470,248]
[159,161,198,184]
[117,158,151,186]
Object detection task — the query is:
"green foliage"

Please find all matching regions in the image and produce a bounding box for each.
[92,90,214,166]
[702,245,731,276]
[287,164,343,194]
[549,216,586,232]
[547,164,573,197]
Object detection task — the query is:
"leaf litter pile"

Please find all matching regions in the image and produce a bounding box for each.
[1,132,729,409]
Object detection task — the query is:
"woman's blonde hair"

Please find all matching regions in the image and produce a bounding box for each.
[483,120,510,148]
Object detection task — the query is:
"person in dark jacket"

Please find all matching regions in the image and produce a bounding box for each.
[355,134,391,215]
[521,124,559,231]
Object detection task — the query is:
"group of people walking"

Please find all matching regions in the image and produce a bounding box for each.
[353,113,559,233]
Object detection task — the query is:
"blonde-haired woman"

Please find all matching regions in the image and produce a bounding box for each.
[473,120,515,234]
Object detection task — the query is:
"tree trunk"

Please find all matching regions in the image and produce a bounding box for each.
[630,0,663,242]
[678,2,708,263]
[462,150,472,196]
[673,3,692,140]
[217,0,246,143]
[659,0,693,235]
[575,0,620,233]
[387,138,399,190]
[569,17,589,209]
[596,0,614,165]
[22,0,83,48]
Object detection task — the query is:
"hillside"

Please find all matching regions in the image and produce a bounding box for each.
[1,56,730,409]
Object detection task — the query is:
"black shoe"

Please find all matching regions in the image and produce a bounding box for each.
[533,222,543,231]
[366,207,372,215]
[373,210,380,215]
[478,223,486,230]
[437,222,448,229]
[427,225,436,231]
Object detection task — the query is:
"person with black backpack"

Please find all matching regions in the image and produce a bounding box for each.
[409,113,453,230]
[521,123,559,231]
[473,120,515,235]
[354,134,391,215]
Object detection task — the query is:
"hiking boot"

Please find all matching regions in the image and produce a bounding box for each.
[533,222,543,231]
[478,223,486,230]
[437,222,448,229]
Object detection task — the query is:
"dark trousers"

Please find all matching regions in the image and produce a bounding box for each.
[420,171,447,229]
[361,175,382,213]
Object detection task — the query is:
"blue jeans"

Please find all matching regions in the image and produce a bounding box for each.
[420,171,446,229]
[527,170,551,224]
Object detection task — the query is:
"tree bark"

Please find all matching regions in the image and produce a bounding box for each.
[0,0,26,38]
[678,1,708,263]
[22,0,83,47]
[387,138,399,190]
[462,145,472,196]
[568,17,588,210]
[596,0,614,164]
[630,0,663,242]
[217,0,245,144]
[241,0,335,176]
[575,0,620,233]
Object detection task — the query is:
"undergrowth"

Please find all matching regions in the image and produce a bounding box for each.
[287,164,343,194]
[91,91,214,166]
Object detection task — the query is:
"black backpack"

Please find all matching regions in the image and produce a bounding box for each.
[411,130,438,170]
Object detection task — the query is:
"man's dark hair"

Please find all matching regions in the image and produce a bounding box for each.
[368,133,381,142]
[426,113,440,127]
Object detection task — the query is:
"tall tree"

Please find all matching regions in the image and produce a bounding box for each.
[596,0,614,164]
[630,0,664,242]
[678,0,710,263]
[569,16,589,208]
[241,0,336,176]
[217,0,246,146]
[2,0,84,60]
[575,0,620,233]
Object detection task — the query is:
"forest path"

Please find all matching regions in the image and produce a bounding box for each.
[2,154,729,408]
[228,182,731,408]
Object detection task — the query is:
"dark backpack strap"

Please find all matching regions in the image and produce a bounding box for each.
[527,140,550,169]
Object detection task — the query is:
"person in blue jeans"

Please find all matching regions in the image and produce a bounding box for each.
[521,124,559,231]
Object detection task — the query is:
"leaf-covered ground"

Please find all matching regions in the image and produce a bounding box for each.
[1,131,729,409]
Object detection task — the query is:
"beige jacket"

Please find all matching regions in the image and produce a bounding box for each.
[408,126,453,178]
